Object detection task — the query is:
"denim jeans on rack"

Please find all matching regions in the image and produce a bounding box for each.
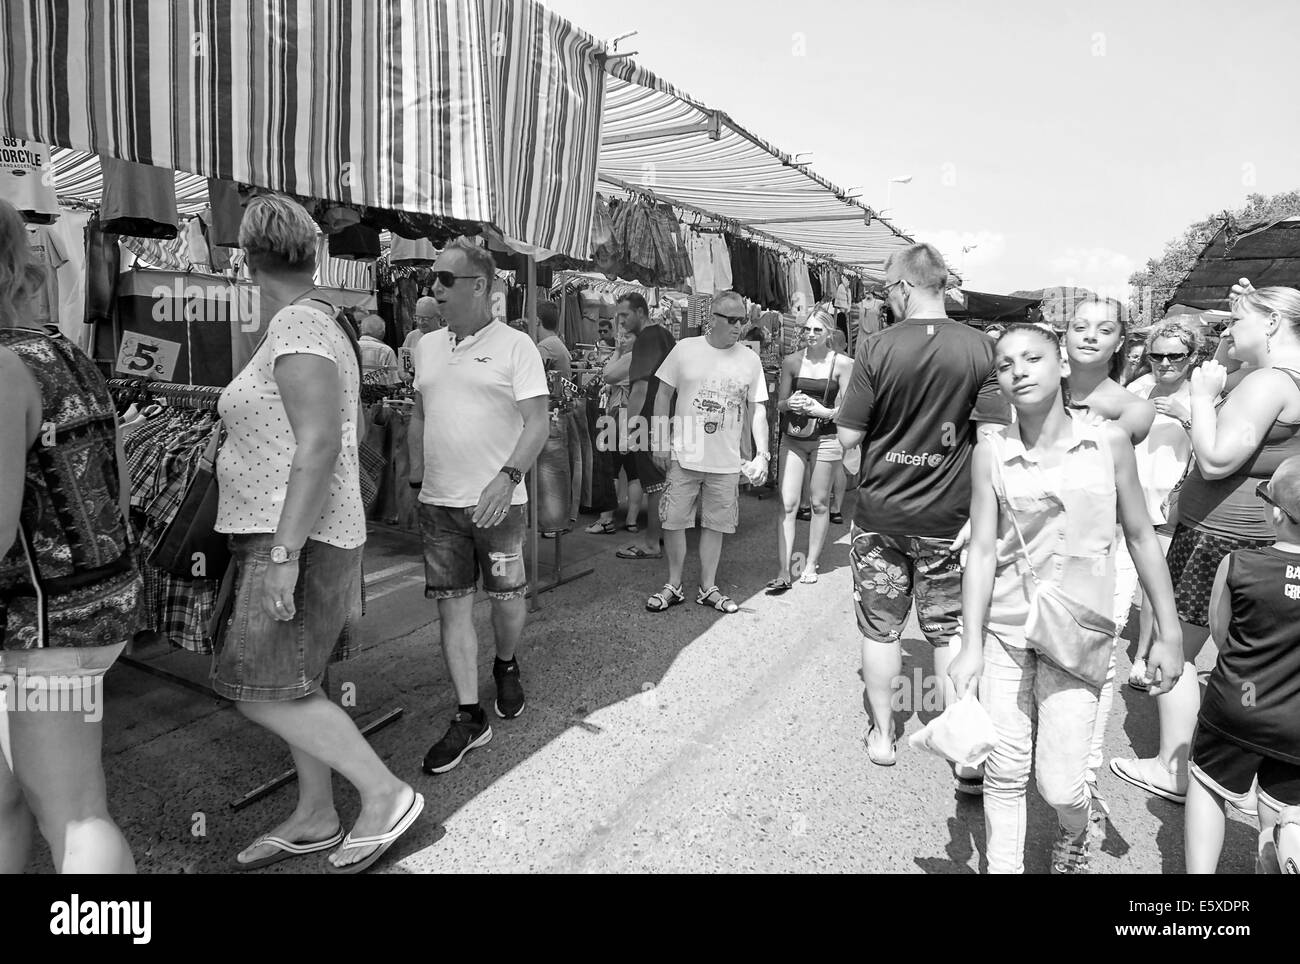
[534,411,572,534]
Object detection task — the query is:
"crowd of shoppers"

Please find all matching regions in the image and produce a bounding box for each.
[3,202,1297,876]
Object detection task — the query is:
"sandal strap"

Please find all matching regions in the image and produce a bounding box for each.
[697,585,738,611]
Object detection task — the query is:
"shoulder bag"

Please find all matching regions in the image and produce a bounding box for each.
[784,353,836,439]
[992,440,1117,688]
[147,423,230,578]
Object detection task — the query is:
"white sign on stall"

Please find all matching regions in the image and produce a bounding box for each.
[115,332,182,381]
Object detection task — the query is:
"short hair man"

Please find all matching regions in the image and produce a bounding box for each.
[614,292,677,559]
[409,239,550,773]
[401,297,443,380]
[596,317,615,348]
[836,242,1009,776]
[534,300,572,379]
[645,291,769,614]
[358,313,399,386]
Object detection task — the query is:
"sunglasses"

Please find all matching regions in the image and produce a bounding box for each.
[1257,481,1299,524]
[711,312,746,325]
[1148,352,1190,363]
[431,271,485,288]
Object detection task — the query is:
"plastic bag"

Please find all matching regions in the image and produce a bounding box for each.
[907,692,997,769]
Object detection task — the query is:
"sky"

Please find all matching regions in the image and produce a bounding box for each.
[544,0,1300,298]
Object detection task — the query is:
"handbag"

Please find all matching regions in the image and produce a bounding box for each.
[148,425,232,578]
[784,353,836,439]
[994,446,1117,688]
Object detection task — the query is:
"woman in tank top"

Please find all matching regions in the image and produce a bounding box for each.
[767,310,851,592]
[1113,284,1300,805]
[0,199,142,873]
[1061,296,1156,810]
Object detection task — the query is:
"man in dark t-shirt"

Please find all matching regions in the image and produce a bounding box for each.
[836,242,1009,773]
[617,297,677,559]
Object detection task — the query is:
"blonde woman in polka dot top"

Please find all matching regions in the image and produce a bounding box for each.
[213,195,421,873]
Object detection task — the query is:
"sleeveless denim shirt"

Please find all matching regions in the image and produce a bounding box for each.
[983,415,1118,647]
[0,328,142,649]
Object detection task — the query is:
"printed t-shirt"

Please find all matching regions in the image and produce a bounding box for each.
[654,336,768,474]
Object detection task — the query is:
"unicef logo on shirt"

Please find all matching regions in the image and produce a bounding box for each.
[884,449,946,469]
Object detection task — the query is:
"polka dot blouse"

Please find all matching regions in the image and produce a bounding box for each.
[215,303,365,549]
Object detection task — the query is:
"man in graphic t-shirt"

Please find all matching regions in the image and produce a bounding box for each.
[836,243,1009,776]
[643,291,768,615]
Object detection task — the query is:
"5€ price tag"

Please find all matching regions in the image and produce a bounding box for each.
[115,332,181,381]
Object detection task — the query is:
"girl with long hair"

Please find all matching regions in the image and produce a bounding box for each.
[949,323,1182,874]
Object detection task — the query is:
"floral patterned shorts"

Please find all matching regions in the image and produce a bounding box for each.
[849,527,963,647]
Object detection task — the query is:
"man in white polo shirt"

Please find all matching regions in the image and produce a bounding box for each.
[409,240,550,774]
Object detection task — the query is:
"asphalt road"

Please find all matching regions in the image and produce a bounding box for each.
[73,487,1253,874]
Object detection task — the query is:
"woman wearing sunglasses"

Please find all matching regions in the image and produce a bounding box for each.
[767,310,851,592]
[1112,283,1300,806]
[1121,322,1200,691]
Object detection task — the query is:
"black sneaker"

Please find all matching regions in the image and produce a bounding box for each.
[494,660,526,719]
[422,712,492,774]
[796,507,812,522]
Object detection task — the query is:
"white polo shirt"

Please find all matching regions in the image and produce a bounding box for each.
[413,320,548,507]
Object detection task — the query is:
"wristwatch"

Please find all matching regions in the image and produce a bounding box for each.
[270,545,301,564]
[499,466,524,485]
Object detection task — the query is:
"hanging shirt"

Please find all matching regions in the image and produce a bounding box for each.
[99,156,179,239]
[25,224,69,327]
[0,137,58,223]
[359,334,399,386]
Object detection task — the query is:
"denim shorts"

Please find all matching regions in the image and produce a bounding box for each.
[0,641,126,688]
[419,503,528,600]
[849,527,962,647]
[659,462,740,533]
[210,535,363,702]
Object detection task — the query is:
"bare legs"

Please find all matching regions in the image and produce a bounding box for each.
[775,444,809,583]
[436,593,525,703]
[1,692,134,874]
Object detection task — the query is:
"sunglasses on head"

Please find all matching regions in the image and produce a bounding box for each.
[431,271,484,288]
[1148,351,1190,363]
[1257,481,1299,524]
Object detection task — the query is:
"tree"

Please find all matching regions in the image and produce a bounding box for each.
[1128,191,1300,324]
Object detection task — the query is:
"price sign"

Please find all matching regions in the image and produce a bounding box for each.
[398,347,414,378]
[115,332,182,381]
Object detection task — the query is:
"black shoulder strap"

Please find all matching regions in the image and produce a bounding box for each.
[295,295,362,370]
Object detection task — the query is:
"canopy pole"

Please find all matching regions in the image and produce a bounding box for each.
[526,256,540,611]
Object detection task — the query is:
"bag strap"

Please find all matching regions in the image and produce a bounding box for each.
[989,431,1040,585]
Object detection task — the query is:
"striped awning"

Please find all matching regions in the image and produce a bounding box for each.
[0,0,603,259]
[600,59,916,279]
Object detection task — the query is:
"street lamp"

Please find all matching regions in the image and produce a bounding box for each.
[884,174,912,215]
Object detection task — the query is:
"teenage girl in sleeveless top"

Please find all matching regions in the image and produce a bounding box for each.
[1113,284,1300,806]
[768,310,852,592]
[950,323,1182,874]
[1060,296,1156,814]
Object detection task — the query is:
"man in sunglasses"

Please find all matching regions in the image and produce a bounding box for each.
[409,240,550,774]
[644,291,769,615]
[837,243,1010,776]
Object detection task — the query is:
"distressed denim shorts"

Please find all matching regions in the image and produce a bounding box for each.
[418,503,528,600]
[210,535,362,702]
